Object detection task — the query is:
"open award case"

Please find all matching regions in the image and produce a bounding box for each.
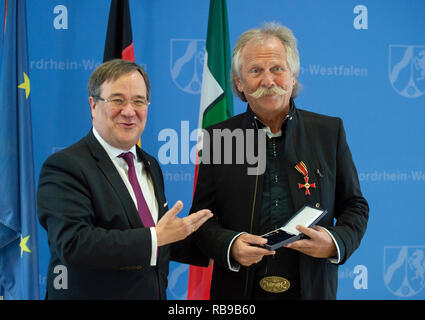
[261,205,327,251]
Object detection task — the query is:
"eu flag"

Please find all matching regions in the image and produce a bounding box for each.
[0,0,40,299]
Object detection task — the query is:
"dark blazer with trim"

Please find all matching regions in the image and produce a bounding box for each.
[190,101,369,299]
[37,130,193,299]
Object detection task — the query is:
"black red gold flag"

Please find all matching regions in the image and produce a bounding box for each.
[103,0,135,62]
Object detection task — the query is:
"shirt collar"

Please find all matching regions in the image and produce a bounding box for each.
[247,98,296,138]
[263,126,283,138]
[92,128,137,161]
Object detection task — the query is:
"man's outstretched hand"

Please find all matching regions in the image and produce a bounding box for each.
[155,201,212,247]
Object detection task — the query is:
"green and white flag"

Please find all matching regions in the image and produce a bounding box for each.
[198,0,233,130]
[188,0,233,300]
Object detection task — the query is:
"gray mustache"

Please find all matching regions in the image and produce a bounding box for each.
[248,86,287,99]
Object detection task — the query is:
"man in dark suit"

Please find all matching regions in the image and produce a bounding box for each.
[37,59,212,299]
[190,22,369,299]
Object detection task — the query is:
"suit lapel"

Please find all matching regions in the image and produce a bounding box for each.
[85,131,143,228]
[285,112,321,211]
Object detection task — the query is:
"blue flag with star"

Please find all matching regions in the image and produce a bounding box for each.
[0,0,40,299]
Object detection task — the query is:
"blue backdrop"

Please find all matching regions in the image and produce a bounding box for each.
[4,0,424,299]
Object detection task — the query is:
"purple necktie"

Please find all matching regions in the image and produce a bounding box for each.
[119,152,155,227]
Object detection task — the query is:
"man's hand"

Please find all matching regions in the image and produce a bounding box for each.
[155,201,212,247]
[285,225,337,258]
[230,233,275,267]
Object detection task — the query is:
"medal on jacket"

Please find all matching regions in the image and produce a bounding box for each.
[295,161,316,195]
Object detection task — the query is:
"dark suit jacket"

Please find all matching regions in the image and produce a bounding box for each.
[190,102,369,299]
[37,130,203,299]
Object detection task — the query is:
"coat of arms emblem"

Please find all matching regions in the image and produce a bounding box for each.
[389,45,425,98]
[383,246,425,298]
[170,39,205,94]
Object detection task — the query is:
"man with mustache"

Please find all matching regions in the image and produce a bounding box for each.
[190,23,369,299]
[37,59,212,299]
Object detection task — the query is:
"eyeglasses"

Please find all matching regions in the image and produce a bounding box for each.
[94,96,150,110]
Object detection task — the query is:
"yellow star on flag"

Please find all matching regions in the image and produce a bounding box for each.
[19,234,32,257]
[17,72,30,99]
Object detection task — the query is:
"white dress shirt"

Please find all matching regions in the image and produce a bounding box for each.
[93,128,159,266]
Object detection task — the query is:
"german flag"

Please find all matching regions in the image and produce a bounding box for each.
[103,0,135,62]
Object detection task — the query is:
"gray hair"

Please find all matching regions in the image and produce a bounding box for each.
[88,59,151,102]
[231,22,301,101]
